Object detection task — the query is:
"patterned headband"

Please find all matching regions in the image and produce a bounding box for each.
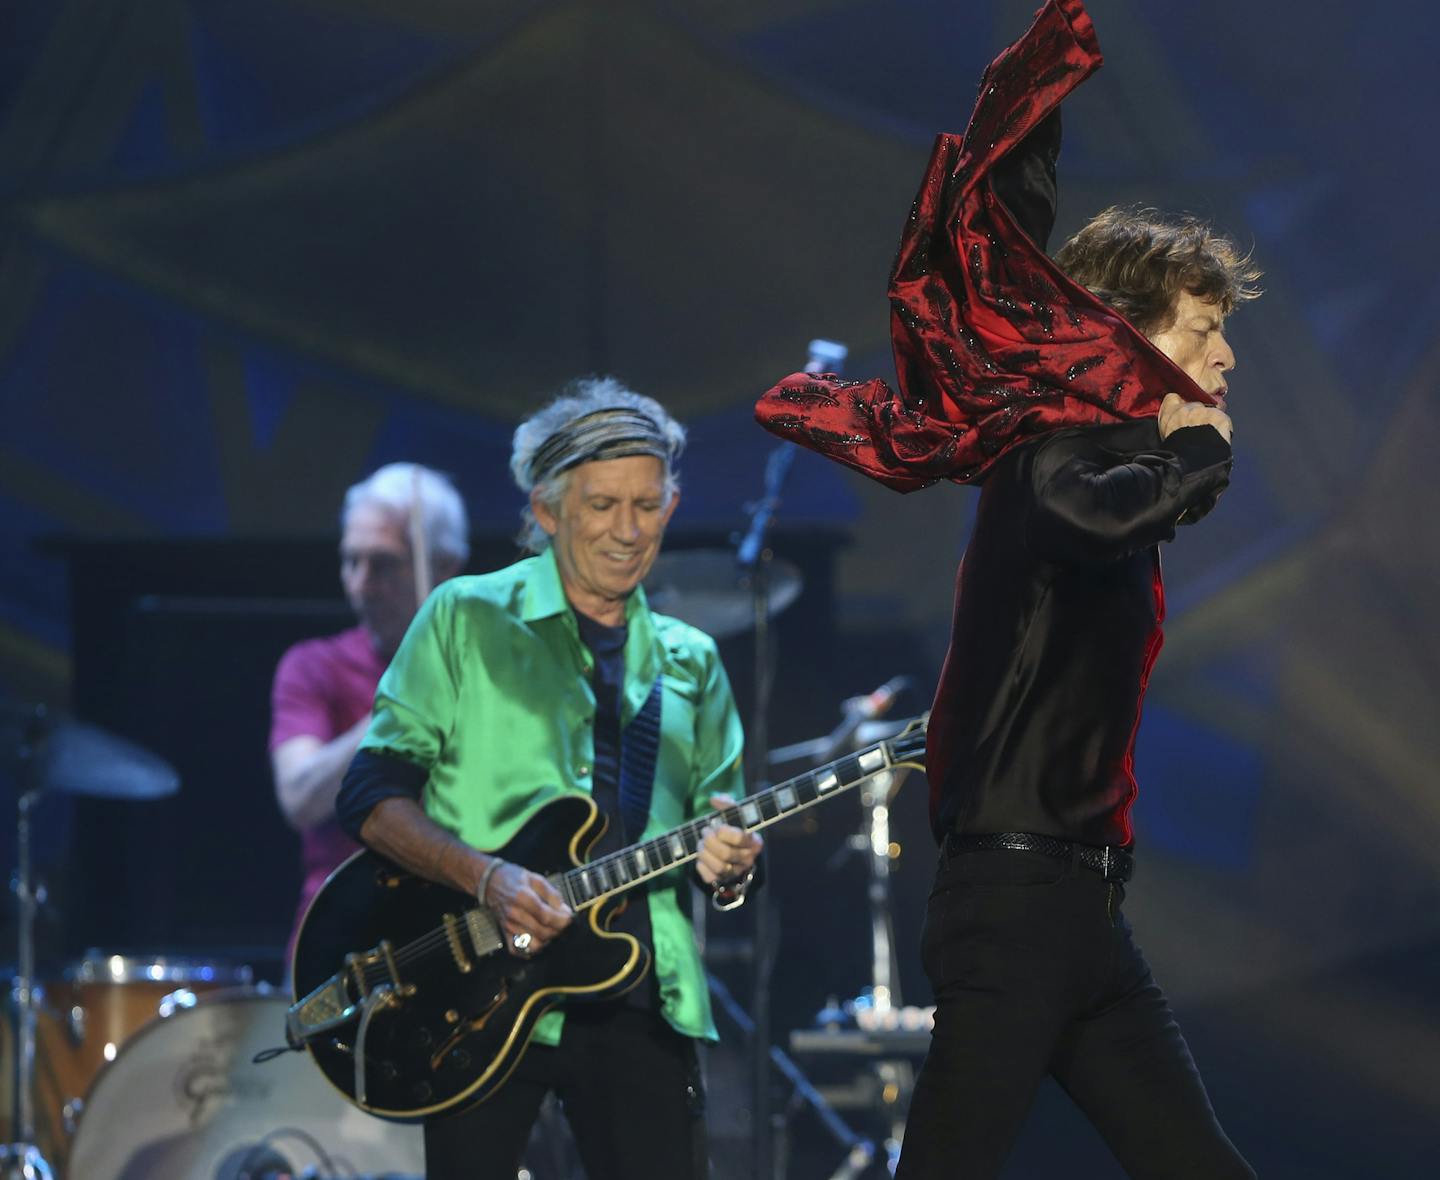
[527,407,675,486]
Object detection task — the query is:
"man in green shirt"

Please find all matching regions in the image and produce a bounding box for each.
[337,377,763,1180]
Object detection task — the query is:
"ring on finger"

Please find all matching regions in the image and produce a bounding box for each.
[512,931,534,955]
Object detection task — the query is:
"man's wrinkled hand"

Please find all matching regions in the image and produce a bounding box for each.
[696,793,763,886]
[485,861,572,957]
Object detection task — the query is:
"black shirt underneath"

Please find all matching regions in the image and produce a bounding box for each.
[928,420,1232,849]
[574,610,657,1010]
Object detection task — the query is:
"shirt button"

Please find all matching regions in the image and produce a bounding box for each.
[577,765,590,778]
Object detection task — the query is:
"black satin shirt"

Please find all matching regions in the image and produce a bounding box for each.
[926,418,1233,849]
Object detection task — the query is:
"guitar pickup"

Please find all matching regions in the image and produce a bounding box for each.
[442,913,473,973]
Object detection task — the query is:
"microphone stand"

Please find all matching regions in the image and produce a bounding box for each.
[736,442,790,1180]
[736,339,847,1180]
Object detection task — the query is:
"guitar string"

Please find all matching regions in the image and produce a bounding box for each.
[350,738,926,989]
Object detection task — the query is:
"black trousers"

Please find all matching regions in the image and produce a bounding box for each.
[423,1003,707,1180]
[895,847,1255,1180]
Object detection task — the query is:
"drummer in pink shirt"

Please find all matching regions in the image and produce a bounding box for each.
[269,462,469,965]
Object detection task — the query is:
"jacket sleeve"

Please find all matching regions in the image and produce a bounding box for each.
[1026,425,1232,563]
[990,108,1061,251]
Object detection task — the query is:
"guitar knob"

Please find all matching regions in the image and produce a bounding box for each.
[380,1060,400,1082]
[409,1026,434,1049]
[447,1048,471,1070]
[411,1081,434,1104]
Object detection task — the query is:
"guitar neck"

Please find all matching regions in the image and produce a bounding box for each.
[558,723,926,912]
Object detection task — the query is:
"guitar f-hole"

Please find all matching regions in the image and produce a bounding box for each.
[428,980,509,1071]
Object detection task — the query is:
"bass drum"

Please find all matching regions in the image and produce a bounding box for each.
[65,986,423,1180]
[35,952,253,1169]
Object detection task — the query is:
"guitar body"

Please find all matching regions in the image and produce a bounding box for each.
[287,718,927,1122]
[291,795,649,1121]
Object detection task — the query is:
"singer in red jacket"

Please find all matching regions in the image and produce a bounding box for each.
[755,2,1260,1176]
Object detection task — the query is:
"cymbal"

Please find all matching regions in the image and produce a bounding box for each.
[644,549,802,640]
[39,718,180,800]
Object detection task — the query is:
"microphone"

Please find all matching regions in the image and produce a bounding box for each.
[840,675,912,723]
[812,675,914,766]
[737,339,849,570]
[804,338,848,375]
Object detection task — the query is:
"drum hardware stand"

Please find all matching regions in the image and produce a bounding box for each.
[3,705,55,1180]
[832,762,916,1174]
[770,696,915,1176]
[2,706,177,1178]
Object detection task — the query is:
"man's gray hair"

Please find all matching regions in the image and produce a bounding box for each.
[510,376,685,553]
[342,462,471,568]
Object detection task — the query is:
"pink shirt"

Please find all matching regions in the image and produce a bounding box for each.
[270,625,386,958]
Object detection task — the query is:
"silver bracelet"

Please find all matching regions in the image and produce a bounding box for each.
[476,857,506,907]
[710,867,755,912]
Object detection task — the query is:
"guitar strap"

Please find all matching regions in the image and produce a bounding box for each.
[617,677,663,842]
[574,610,662,850]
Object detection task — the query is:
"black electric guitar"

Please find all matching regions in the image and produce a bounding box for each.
[285,715,927,1121]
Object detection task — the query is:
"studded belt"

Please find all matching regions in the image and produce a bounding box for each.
[944,831,1134,883]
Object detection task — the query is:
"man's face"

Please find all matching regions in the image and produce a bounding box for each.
[535,454,677,618]
[340,501,418,656]
[1147,290,1236,407]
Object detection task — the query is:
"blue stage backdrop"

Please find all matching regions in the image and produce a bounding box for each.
[2,3,1437,1177]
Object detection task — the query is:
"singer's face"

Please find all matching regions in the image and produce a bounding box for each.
[534,455,678,624]
[340,501,419,656]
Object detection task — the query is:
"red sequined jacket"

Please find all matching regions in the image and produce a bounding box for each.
[753,0,1222,489]
[755,0,1234,845]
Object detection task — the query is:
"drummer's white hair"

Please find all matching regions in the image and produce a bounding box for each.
[511,376,685,554]
[342,463,471,568]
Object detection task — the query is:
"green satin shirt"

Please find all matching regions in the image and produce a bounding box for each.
[359,546,745,1045]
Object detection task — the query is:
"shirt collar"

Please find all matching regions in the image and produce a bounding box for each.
[520,545,653,625]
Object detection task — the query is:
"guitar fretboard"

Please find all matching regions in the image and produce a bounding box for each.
[557,730,924,911]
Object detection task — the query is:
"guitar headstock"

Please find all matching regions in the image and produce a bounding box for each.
[886,713,929,770]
